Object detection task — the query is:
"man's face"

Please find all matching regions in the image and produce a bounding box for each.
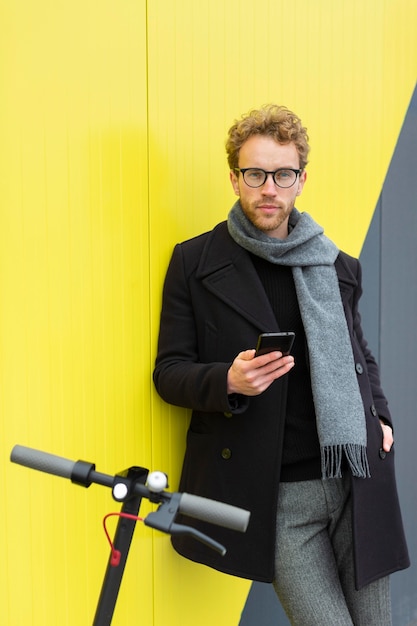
[230,135,306,239]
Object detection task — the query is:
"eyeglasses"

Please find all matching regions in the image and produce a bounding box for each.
[234,167,302,188]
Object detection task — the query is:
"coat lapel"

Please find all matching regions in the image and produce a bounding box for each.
[196,222,278,331]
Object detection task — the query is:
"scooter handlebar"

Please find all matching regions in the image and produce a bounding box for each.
[11,445,251,534]
[178,492,250,533]
[11,444,76,479]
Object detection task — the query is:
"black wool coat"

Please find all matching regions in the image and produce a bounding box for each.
[153,220,409,590]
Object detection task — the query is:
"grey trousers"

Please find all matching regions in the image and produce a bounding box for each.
[272,476,392,626]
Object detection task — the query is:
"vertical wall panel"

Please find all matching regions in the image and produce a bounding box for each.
[378,90,417,625]
[147,1,416,625]
[353,87,417,625]
[0,1,153,624]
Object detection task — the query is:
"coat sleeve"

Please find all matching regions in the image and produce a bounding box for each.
[153,244,249,414]
[351,258,393,427]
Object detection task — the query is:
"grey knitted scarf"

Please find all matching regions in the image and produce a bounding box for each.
[228,201,370,479]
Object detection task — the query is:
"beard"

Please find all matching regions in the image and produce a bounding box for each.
[239,196,296,237]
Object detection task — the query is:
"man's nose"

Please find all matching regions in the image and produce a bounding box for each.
[261,173,277,193]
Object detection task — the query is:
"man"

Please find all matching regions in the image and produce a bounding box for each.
[153,105,409,625]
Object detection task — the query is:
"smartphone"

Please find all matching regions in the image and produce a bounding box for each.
[255,331,295,357]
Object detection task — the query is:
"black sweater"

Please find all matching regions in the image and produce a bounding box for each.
[250,254,322,481]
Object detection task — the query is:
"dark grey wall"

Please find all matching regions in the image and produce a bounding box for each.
[240,85,417,626]
[361,85,417,626]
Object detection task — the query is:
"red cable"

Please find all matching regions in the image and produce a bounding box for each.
[103,512,144,567]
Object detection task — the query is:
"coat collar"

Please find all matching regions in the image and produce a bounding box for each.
[195,221,358,330]
[334,252,359,294]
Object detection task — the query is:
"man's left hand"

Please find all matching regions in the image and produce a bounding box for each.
[380,421,394,452]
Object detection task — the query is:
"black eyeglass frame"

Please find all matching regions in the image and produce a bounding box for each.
[234,167,302,188]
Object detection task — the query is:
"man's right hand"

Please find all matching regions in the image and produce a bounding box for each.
[227,349,294,396]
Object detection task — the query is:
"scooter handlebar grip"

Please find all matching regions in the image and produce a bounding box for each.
[178,492,250,533]
[10,445,75,480]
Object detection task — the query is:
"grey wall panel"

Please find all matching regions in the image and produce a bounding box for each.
[374,85,417,626]
[239,582,288,625]
[338,85,417,624]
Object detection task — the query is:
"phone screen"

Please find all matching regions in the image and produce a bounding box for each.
[255,332,295,356]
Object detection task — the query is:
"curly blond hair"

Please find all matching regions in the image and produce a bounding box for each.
[226,104,309,171]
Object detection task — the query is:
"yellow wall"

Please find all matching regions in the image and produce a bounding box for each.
[1,1,416,624]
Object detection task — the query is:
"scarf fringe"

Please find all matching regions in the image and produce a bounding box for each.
[321,444,370,479]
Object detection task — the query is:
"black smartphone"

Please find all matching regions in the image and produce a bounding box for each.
[255,331,295,356]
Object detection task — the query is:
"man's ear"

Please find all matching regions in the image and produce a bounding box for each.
[230,170,240,196]
[296,169,307,197]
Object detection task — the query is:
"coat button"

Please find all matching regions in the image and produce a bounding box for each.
[370,404,378,417]
[379,448,387,459]
[355,363,364,374]
[221,448,232,460]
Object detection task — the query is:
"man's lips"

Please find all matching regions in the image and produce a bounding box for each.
[256,204,281,212]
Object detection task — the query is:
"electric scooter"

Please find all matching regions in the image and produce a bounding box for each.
[10,445,250,626]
